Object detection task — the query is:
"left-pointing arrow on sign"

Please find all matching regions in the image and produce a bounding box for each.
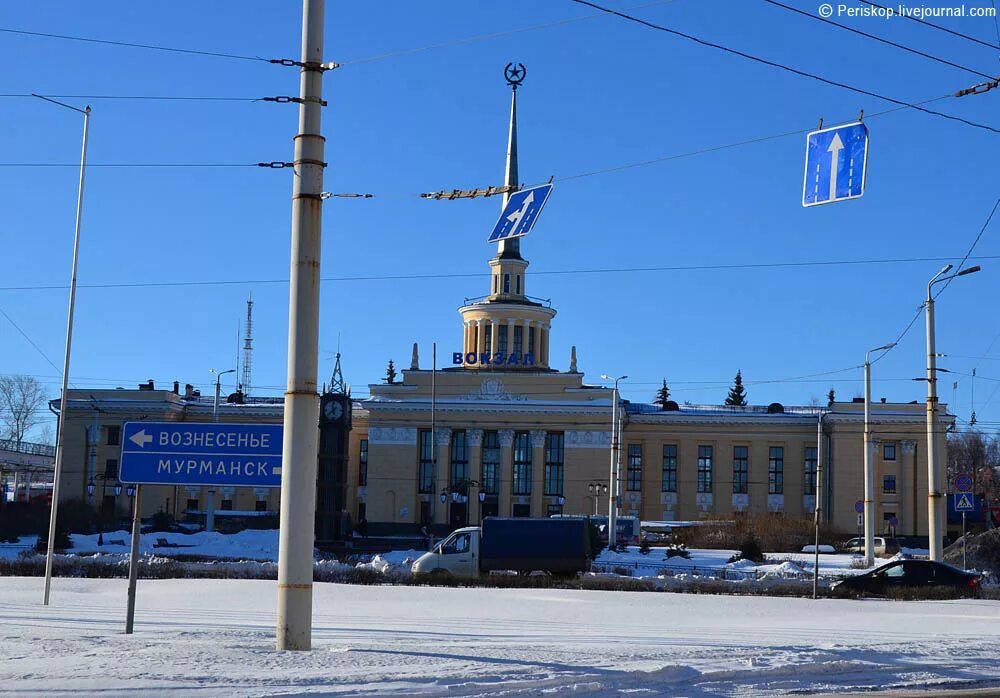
[129,430,153,448]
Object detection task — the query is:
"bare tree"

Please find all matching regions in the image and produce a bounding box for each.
[947,430,1000,503]
[0,375,48,448]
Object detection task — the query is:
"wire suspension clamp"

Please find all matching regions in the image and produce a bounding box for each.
[955,77,1000,97]
[269,58,340,71]
[421,184,520,200]
[261,96,328,107]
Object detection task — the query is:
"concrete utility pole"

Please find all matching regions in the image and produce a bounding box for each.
[863,342,895,568]
[812,410,825,599]
[925,264,981,561]
[43,99,90,607]
[276,0,326,652]
[601,374,626,548]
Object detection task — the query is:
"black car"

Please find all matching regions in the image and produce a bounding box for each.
[832,559,981,596]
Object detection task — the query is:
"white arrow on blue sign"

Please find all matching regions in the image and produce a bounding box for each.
[802,122,869,207]
[120,422,283,488]
[954,493,975,512]
[487,184,553,243]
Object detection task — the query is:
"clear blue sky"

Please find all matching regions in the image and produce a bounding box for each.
[2,1,999,439]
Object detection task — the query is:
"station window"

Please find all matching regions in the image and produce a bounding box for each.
[662,445,677,493]
[768,447,784,495]
[513,325,523,355]
[627,444,642,491]
[358,439,368,486]
[883,442,897,461]
[697,445,713,493]
[883,475,897,494]
[498,325,508,355]
[513,432,531,496]
[418,430,434,494]
[544,432,564,496]
[516,275,521,294]
[106,425,121,446]
[255,500,268,512]
[186,498,199,511]
[804,446,818,496]
[481,431,500,494]
[450,431,468,485]
[104,458,118,479]
[220,499,233,511]
[732,446,748,494]
[503,273,510,293]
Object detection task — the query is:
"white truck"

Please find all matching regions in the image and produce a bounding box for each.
[411,517,592,580]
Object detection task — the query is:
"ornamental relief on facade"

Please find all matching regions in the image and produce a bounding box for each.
[459,378,527,402]
[368,426,418,445]
[565,431,612,449]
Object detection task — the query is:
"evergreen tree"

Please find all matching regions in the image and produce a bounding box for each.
[384,359,397,384]
[827,389,836,407]
[725,370,748,406]
[654,379,671,410]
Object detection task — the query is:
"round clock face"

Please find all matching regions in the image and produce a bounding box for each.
[324,400,343,421]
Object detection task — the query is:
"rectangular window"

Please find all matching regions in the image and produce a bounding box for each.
[768,446,784,495]
[106,425,121,446]
[450,431,468,485]
[512,432,531,496]
[697,445,713,493]
[662,445,678,493]
[516,275,521,294]
[104,458,118,479]
[419,500,431,525]
[883,442,897,461]
[883,474,897,494]
[804,446,818,496]
[627,444,642,491]
[498,325,508,355]
[220,499,233,511]
[546,503,562,517]
[481,430,500,494]
[544,432,564,496]
[732,446,748,494]
[513,325,523,355]
[512,502,530,517]
[358,439,368,486]
[186,498,199,511]
[357,501,367,523]
[418,429,434,494]
[485,325,493,353]
[255,500,268,512]
[503,273,510,293]
[528,327,535,354]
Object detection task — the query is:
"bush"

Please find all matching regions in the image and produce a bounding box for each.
[639,540,651,555]
[727,535,765,564]
[673,513,839,554]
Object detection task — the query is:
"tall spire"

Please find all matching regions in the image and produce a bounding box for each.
[330,352,346,395]
[498,62,525,261]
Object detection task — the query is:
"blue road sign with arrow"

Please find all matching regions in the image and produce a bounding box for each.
[954,493,975,512]
[120,422,283,488]
[802,122,869,207]
[487,183,553,243]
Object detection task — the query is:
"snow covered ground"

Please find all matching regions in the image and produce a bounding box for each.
[2,575,999,696]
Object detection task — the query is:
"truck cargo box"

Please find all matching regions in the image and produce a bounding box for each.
[480,517,590,574]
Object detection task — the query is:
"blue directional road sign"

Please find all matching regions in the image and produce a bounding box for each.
[802,122,869,207]
[954,493,975,512]
[956,473,973,493]
[120,422,283,488]
[487,183,553,243]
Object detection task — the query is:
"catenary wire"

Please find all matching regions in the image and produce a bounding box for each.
[0,94,261,101]
[568,0,1000,134]
[858,0,1000,51]
[1,255,998,292]
[934,197,999,298]
[762,0,997,80]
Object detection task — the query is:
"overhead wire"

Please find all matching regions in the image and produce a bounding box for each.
[933,197,999,298]
[568,0,1000,134]
[762,0,997,80]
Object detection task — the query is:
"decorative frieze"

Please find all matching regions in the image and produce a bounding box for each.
[565,431,612,449]
[767,494,785,512]
[732,493,749,511]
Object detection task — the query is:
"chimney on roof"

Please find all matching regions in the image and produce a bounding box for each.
[173,381,180,395]
[138,380,154,391]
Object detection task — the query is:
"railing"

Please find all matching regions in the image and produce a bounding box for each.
[0,439,56,457]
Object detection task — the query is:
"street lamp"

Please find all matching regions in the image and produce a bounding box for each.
[588,482,608,515]
[114,482,123,497]
[86,479,95,497]
[926,263,981,561]
[209,368,237,423]
[601,374,627,549]
[43,95,92,607]
[126,483,136,498]
[862,341,896,567]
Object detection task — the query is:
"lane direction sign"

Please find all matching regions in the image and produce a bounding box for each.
[120,422,283,487]
[802,122,869,207]
[487,183,553,243]
[955,473,973,493]
[954,493,975,512]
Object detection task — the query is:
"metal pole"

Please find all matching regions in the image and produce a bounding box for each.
[276,0,325,652]
[44,104,90,606]
[962,512,967,569]
[608,385,618,549]
[813,411,823,599]
[863,357,875,568]
[213,376,221,422]
[926,285,943,561]
[431,343,436,519]
[125,485,142,634]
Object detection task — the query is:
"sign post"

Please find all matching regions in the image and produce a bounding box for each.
[119,422,283,634]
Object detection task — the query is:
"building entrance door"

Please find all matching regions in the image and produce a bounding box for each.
[449,501,468,529]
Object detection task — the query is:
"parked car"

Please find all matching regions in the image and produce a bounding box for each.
[840,536,901,557]
[832,559,981,596]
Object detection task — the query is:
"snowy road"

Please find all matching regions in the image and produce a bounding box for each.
[2,576,999,696]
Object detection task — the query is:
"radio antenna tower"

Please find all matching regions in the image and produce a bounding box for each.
[241,293,254,399]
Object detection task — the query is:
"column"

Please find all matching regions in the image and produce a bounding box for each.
[468,429,484,522]
[499,429,514,516]
[434,428,451,525]
[522,319,531,361]
[540,325,549,367]
[530,429,546,516]
[871,437,882,534]
[476,319,485,358]
[507,318,515,358]
[489,319,498,356]
[901,439,916,535]
[463,322,471,357]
